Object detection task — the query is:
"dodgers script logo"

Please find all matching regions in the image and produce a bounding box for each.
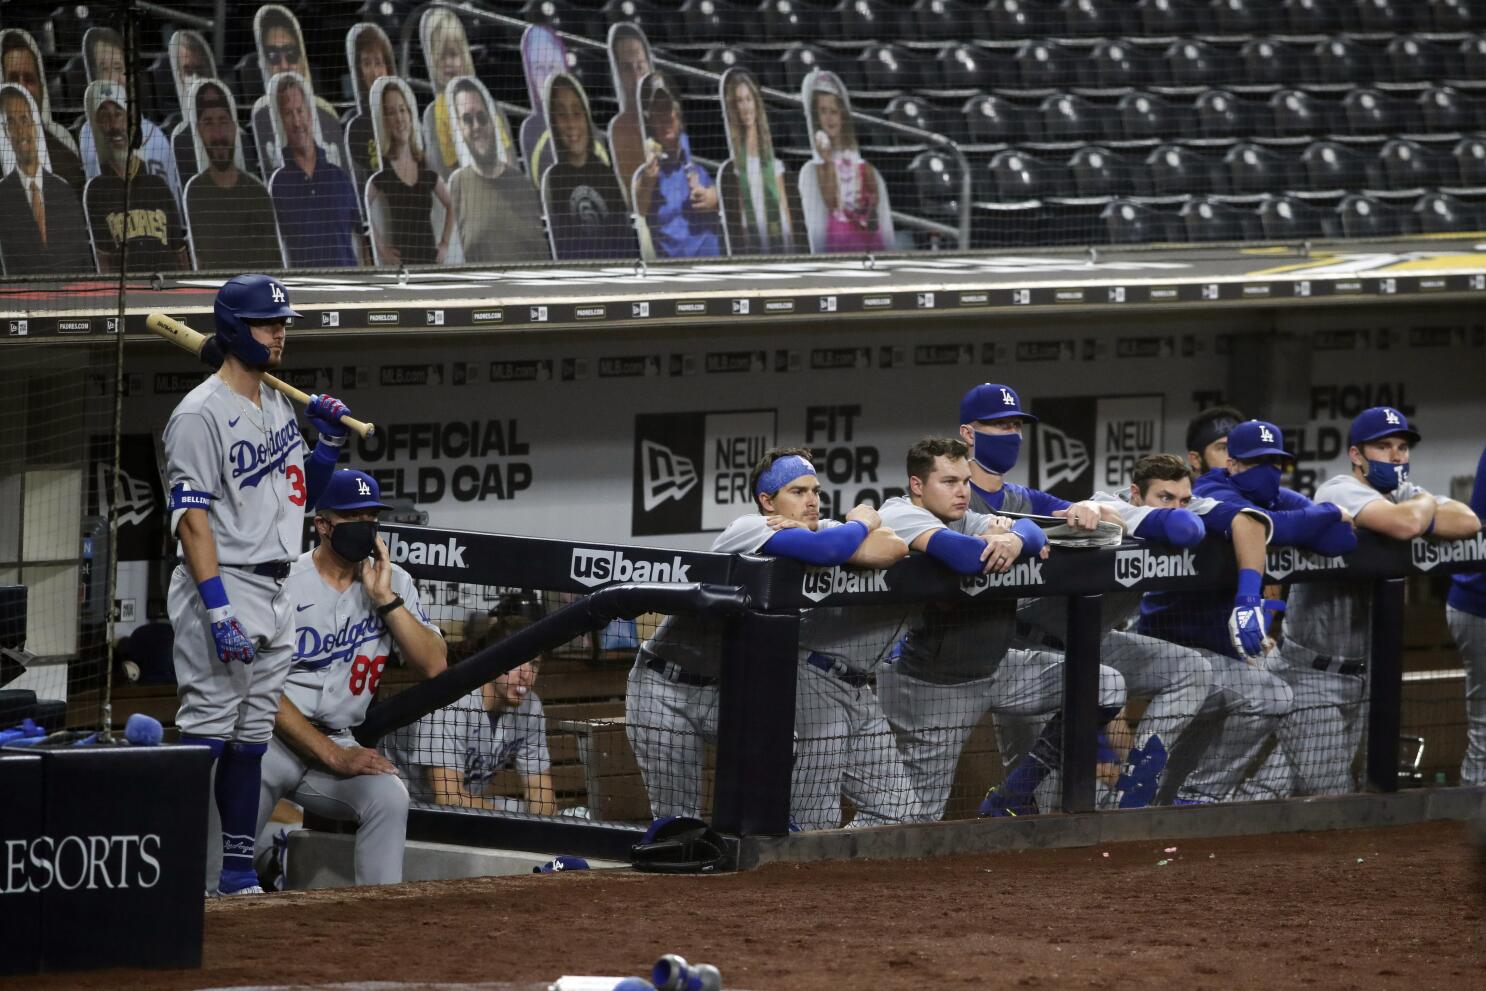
[1411,532,1486,571]
[640,440,698,512]
[1114,547,1197,588]
[295,614,387,669]
[229,420,302,488]
[961,559,1044,596]
[570,548,693,588]
[800,567,890,603]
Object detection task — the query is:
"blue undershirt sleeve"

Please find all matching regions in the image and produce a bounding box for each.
[762,520,870,566]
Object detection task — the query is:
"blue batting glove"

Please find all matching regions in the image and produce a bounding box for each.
[1228,569,1284,662]
[207,611,256,665]
[307,394,351,445]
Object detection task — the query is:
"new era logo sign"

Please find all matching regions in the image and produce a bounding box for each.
[819,296,837,312]
[530,306,548,322]
[639,440,698,511]
[270,284,286,302]
[632,302,650,318]
[916,292,935,308]
[7,319,26,336]
[732,299,750,315]
[426,309,444,325]
[321,312,340,327]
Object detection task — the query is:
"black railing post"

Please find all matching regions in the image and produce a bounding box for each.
[713,609,799,836]
[1366,577,1407,792]
[1060,594,1103,814]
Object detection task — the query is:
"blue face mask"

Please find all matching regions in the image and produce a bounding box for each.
[1363,458,1407,493]
[973,430,1021,475]
[1230,463,1282,506]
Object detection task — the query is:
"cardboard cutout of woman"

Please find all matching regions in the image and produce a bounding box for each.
[343,23,397,211]
[520,24,569,190]
[1,28,84,193]
[798,70,894,254]
[719,67,803,255]
[183,78,283,271]
[540,73,636,261]
[605,22,653,206]
[0,83,92,275]
[168,30,216,183]
[366,77,456,267]
[419,6,477,181]
[447,75,549,263]
[251,5,344,180]
[79,26,181,201]
[632,72,721,259]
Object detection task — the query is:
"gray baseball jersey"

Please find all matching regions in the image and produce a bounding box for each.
[163,375,305,564]
[389,687,551,804]
[1287,473,1440,661]
[890,494,1017,683]
[640,512,780,678]
[282,551,440,731]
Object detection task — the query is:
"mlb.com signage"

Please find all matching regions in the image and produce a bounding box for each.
[570,547,694,588]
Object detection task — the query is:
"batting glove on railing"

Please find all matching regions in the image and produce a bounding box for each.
[307,394,351,446]
[1229,568,1284,662]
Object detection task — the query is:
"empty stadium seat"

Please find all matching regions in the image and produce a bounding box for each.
[1311,38,1377,89]
[1069,145,1139,196]
[1144,144,1210,197]
[860,44,925,93]
[1134,0,1199,38]
[1059,0,1128,38]
[1238,39,1290,91]
[1431,0,1482,32]
[757,0,810,44]
[885,94,935,139]
[1164,40,1233,91]
[681,0,743,45]
[361,0,413,39]
[1182,196,1259,241]
[939,44,995,91]
[987,0,1051,39]
[908,148,962,219]
[1456,36,1486,88]
[1303,140,1375,192]
[1453,137,1486,186]
[1224,143,1297,197]
[1196,90,1256,140]
[1039,92,1105,144]
[1258,195,1333,239]
[1083,41,1158,91]
[1119,91,1188,143]
[1415,191,1478,232]
[1015,40,1080,91]
[1210,0,1265,37]
[1338,194,1413,237]
[1283,0,1348,36]
[48,4,91,55]
[605,0,670,44]
[1103,198,1181,243]
[1387,36,1444,86]
[1420,87,1471,134]
[702,44,750,75]
[1357,0,1416,35]
[837,0,900,43]
[776,43,829,90]
[1343,89,1407,138]
[1379,139,1444,190]
[1268,89,1324,139]
[963,94,1034,145]
[912,0,984,42]
[983,148,1069,200]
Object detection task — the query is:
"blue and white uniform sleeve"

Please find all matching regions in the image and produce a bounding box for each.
[162,411,222,536]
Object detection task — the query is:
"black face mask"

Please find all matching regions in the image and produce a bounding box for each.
[327,520,378,563]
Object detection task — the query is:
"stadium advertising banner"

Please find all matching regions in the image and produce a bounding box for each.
[1031,395,1165,500]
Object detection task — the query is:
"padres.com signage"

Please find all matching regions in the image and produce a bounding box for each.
[0,745,211,973]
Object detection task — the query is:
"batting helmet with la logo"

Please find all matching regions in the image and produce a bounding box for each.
[213,274,302,367]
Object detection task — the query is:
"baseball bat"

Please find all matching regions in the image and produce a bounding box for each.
[145,312,376,439]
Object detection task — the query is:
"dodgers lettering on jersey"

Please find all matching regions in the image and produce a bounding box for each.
[281,551,438,729]
[389,686,551,803]
[163,376,305,563]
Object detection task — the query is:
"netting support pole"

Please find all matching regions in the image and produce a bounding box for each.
[1059,594,1102,814]
[1366,577,1407,793]
[713,609,798,837]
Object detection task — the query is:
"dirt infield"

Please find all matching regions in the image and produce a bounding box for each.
[9,820,1483,991]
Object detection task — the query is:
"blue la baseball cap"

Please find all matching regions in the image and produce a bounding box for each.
[1227,420,1294,461]
[959,383,1039,425]
[316,469,390,512]
[1349,406,1421,447]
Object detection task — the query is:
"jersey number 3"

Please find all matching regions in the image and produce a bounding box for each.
[348,654,388,695]
[287,464,306,506]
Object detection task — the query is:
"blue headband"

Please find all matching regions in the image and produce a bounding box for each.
[756,455,816,495]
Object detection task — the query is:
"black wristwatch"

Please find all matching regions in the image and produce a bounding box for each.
[375,595,405,618]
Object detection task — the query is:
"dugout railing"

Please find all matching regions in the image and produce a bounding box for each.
[344,520,1486,858]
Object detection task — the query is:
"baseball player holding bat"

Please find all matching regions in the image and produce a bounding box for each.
[253,469,446,888]
[163,273,353,895]
[1243,408,1479,798]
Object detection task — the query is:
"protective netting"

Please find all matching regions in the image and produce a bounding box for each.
[10,0,1486,277]
[0,338,120,738]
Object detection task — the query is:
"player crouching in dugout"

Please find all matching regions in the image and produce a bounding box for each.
[254,469,446,888]
[383,613,558,817]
